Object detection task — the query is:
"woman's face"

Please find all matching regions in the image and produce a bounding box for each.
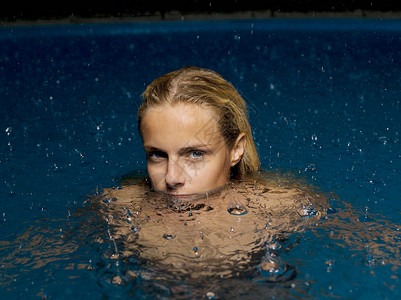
[140,103,243,197]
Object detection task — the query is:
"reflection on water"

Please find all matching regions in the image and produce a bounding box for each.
[78,172,320,298]
[79,172,399,298]
[1,172,401,299]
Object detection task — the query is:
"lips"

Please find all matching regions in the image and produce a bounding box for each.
[154,183,227,201]
[168,193,195,199]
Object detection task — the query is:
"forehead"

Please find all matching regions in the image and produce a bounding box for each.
[140,103,223,147]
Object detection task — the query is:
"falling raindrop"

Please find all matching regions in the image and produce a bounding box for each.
[5,127,12,136]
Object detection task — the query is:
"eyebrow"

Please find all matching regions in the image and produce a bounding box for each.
[143,145,164,152]
[143,144,212,154]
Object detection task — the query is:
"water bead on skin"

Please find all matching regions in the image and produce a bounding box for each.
[227,202,248,215]
[226,189,248,215]
[163,233,174,240]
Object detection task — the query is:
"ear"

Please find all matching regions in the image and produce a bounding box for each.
[230,133,246,167]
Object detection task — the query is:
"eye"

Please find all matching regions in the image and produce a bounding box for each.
[188,150,204,159]
[148,151,167,161]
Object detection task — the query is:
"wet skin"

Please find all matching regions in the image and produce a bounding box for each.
[140,102,245,197]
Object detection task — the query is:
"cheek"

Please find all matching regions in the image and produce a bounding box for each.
[183,161,206,177]
[188,153,230,180]
[147,163,165,186]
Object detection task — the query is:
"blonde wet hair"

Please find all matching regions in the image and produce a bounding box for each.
[138,66,260,178]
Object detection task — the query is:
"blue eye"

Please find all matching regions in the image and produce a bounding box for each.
[189,151,204,159]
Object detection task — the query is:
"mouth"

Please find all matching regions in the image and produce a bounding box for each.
[152,184,228,202]
[167,193,196,199]
[163,191,210,203]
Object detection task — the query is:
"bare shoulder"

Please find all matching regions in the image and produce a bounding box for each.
[102,180,149,206]
[240,171,332,219]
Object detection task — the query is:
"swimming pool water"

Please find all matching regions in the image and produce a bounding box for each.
[1,19,401,299]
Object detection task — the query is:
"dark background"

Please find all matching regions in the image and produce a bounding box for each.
[1,0,401,22]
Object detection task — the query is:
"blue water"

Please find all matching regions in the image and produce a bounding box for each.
[1,19,401,299]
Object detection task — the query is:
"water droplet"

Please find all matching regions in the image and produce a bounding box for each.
[326,207,337,215]
[5,127,12,136]
[267,242,281,251]
[258,255,286,277]
[102,197,116,204]
[379,136,390,145]
[163,234,174,240]
[305,163,317,172]
[131,225,140,233]
[110,253,120,260]
[227,203,248,215]
[297,205,317,218]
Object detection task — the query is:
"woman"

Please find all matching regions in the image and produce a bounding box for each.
[101,66,324,281]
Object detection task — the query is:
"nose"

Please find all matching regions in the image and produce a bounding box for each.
[165,158,185,189]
